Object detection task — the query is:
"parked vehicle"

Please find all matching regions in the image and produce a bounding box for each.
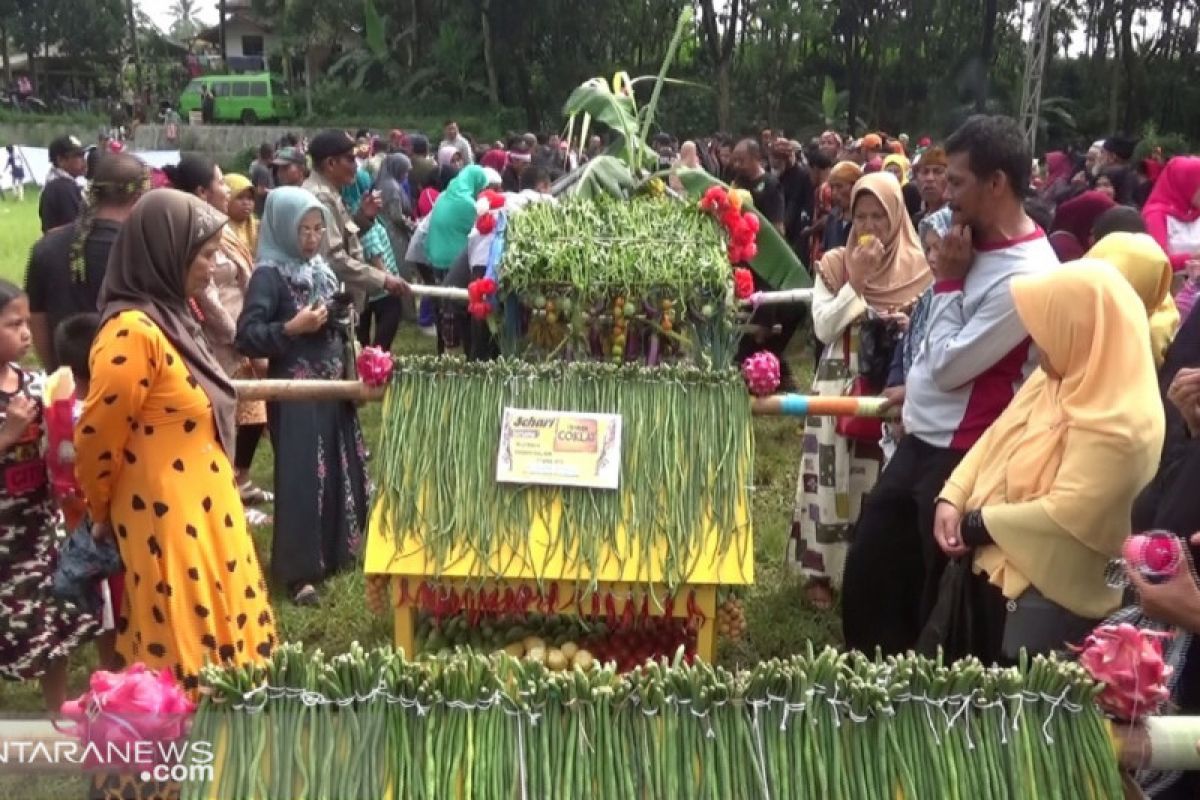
[178,73,293,124]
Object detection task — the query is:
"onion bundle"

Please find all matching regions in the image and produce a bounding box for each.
[185,643,1124,800]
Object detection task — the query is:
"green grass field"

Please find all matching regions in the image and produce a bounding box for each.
[0,191,831,796]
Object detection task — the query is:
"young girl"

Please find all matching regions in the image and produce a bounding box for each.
[0,282,99,709]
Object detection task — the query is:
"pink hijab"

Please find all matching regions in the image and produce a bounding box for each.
[1143,156,1200,224]
[1141,156,1200,269]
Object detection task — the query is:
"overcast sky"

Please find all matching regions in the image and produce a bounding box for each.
[138,0,218,34]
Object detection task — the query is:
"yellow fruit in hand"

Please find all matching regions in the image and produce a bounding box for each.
[858,234,875,247]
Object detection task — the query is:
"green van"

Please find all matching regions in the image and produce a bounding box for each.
[178,73,294,124]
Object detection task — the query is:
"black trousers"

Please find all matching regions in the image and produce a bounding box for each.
[356,295,404,351]
[841,434,965,655]
[234,423,265,473]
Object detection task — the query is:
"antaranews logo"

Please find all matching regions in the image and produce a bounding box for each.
[0,718,213,782]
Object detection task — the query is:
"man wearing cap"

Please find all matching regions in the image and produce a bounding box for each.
[250,142,276,216]
[303,130,408,309]
[911,146,949,228]
[271,147,307,188]
[39,135,86,233]
[768,138,813,261]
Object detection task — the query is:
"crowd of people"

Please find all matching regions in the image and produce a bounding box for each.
[1,109,1200,795]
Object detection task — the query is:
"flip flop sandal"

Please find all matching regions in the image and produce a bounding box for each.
[245,508,273,527]
[292,585,319,606]
[239,482,275,506]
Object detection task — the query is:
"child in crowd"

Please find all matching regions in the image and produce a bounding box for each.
[4,145,25,201]
[0,283,99,709]
[49,313,120,670]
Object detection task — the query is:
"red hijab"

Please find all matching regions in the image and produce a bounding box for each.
[1142,156,1200,224]
[1051,190,1115,252]
[1045,151,1072,185]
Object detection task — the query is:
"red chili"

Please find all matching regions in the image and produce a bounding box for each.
[605,594,618,626]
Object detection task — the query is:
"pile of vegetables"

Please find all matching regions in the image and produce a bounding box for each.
[497,198,741,366]
[416,609,700,673]
[185,644,1123,800]
[376,356,753,590]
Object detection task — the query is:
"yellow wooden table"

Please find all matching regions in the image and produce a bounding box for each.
[364,491,753,662]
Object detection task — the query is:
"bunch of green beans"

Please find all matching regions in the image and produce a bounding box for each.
[185,644,1124,800]
[374,356,753,592]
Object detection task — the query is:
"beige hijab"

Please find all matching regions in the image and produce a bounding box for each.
[816,172,931,311]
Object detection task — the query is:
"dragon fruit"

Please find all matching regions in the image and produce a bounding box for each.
[741,351,781,397]
[1076,623,1172,721]
[356,346,394,388]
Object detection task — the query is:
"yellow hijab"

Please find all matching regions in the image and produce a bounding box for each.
[224,173,260,255]
[1085,232,1179,367]
[882,153,911,186]
[960,262,1164,611]
[816,172,931,311]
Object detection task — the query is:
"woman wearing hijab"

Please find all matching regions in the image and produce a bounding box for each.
[75,189,276,691]
[934,263,1165,662]
[788,173,932,608]
[224,173,259,253]
[1048,189,1116,262]
[1042,150,1073,198]
[883,152,922,220]
[423,165,490,353]
[436,144,463,191]
[372,153,417,340]
[340,167,402,351]
[170,158,273,513]
[1087,232,1179,367]
[236,188,371,607]
[1142,156,1200,277]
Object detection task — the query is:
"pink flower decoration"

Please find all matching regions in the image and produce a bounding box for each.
[59,663,195,768]
[1075,623,1173,721]
[1123,532,1183,579]
[741,351,781,397]
[356,346,394,388]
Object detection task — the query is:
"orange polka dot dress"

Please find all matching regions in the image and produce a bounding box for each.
[75,310,276,691]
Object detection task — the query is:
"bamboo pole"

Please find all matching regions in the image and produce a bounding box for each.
[233,381,897,419]
[411,285,809,306]
[741,289,814,307]
[409,284,470,302]
[232,380,385,403]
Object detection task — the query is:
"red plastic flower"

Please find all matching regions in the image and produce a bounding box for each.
[475,213,496,235]
[742,212,761,235]
[720,208,743,233]
[468,300,492,320]
[477,277,497,295]
[700,186,729,213]
[1075,623,1173,721]
[733,267,755,297]
[483,189,506,210]
[356,346,394,388]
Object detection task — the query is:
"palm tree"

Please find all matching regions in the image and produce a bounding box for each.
[169,0,200,39]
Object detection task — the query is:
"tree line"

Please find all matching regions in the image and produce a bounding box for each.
[5,0,1200,149]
